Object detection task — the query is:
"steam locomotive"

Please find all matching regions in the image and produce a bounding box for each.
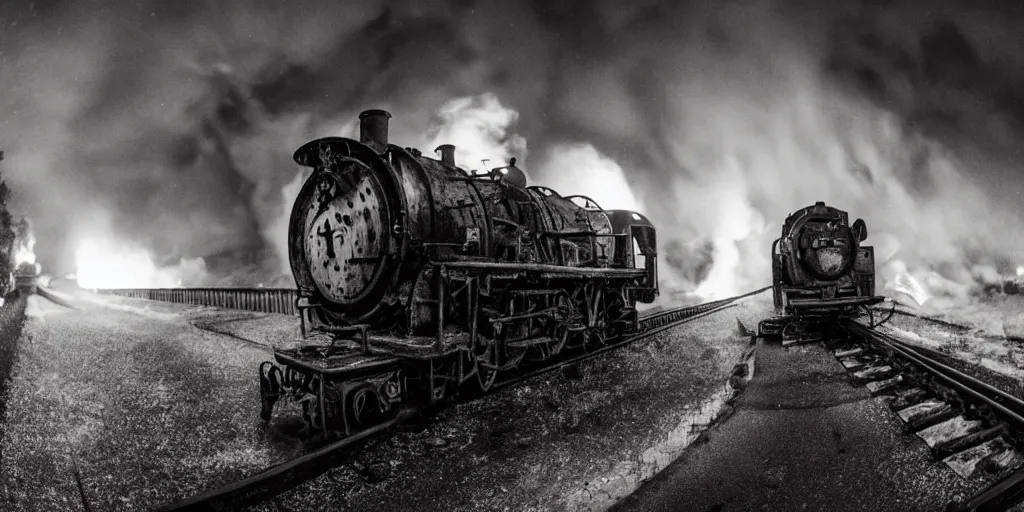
[758,202,884,343]
[259,110,659,435]
[14,262,40,294]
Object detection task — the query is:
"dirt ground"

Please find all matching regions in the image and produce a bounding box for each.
[0,289,769,511]
[879,295,1024,385]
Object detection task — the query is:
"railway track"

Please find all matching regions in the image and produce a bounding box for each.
[838,321,1024,511]
[154,286,770,512]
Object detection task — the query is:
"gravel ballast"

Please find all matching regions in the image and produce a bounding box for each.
[0,294,304,511]
[1,289,769,511]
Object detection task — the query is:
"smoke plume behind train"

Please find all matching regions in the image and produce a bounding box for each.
[3,1,1024,302]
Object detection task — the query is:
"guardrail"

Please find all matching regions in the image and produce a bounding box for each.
[97,288,299,316]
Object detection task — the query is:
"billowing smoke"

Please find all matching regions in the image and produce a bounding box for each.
[534,143,643,212]
[424,93,528,175]
[3,0,1024,302]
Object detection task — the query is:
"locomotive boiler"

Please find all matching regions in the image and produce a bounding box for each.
[759,202,884,342]
[260,110,659,435]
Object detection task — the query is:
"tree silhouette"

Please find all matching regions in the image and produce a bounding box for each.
[0,151,15,283]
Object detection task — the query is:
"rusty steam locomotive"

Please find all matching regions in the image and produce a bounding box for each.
[759,202,884,343]
[259,110,659,434]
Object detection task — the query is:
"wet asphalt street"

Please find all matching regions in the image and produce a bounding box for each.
[611,340,980,512]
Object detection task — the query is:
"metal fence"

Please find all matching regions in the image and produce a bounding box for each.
[97,288,299,316]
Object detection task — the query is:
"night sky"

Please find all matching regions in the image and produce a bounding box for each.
[2,0,1024,293]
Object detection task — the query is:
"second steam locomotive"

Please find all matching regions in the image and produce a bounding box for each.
[759,201,884,342]
[260,110,659,435]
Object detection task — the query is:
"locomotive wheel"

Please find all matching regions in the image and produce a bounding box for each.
[476,342,499,392]
[548,323,569,358]
[550,293,576,356]
[605,291,635,337]
[586,307,610,348]
[258,363,283,422]
[347,383,385,428]
[430,359,457,402]
[301,380,343,433]
[569,282,609,349]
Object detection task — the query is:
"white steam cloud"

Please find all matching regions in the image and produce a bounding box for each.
[424,93,529,175]
[535,143,643,212]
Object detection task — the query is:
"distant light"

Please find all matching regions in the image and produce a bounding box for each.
[632,213,642,221]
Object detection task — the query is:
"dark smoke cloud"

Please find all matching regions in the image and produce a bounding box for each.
[2,0,1024,293]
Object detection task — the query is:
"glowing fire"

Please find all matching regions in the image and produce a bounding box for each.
[13,221,37,267]
[74,237,186,289]
[14,241,36,267]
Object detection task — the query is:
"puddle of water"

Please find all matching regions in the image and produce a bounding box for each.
[563,351,756,511]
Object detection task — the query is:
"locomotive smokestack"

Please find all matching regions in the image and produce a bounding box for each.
[435,144,456,166]
[359,109,392,154]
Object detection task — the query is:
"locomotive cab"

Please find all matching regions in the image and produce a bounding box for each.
[607,210,659,303]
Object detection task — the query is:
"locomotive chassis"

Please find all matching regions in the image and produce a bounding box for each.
[261,262,651,436]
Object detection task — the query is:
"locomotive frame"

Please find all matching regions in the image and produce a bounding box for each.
[260,110,659,435]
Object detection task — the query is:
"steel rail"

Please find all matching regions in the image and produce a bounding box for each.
[846,323,1024,428]
[154,408,418,512]
[846,322,1024,512]
[870,306,974,331]
[95,288,299,316]
[951,469,1024,512]
[153,286,770,512]
[94,286,772,322]
[36,287,78,310]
